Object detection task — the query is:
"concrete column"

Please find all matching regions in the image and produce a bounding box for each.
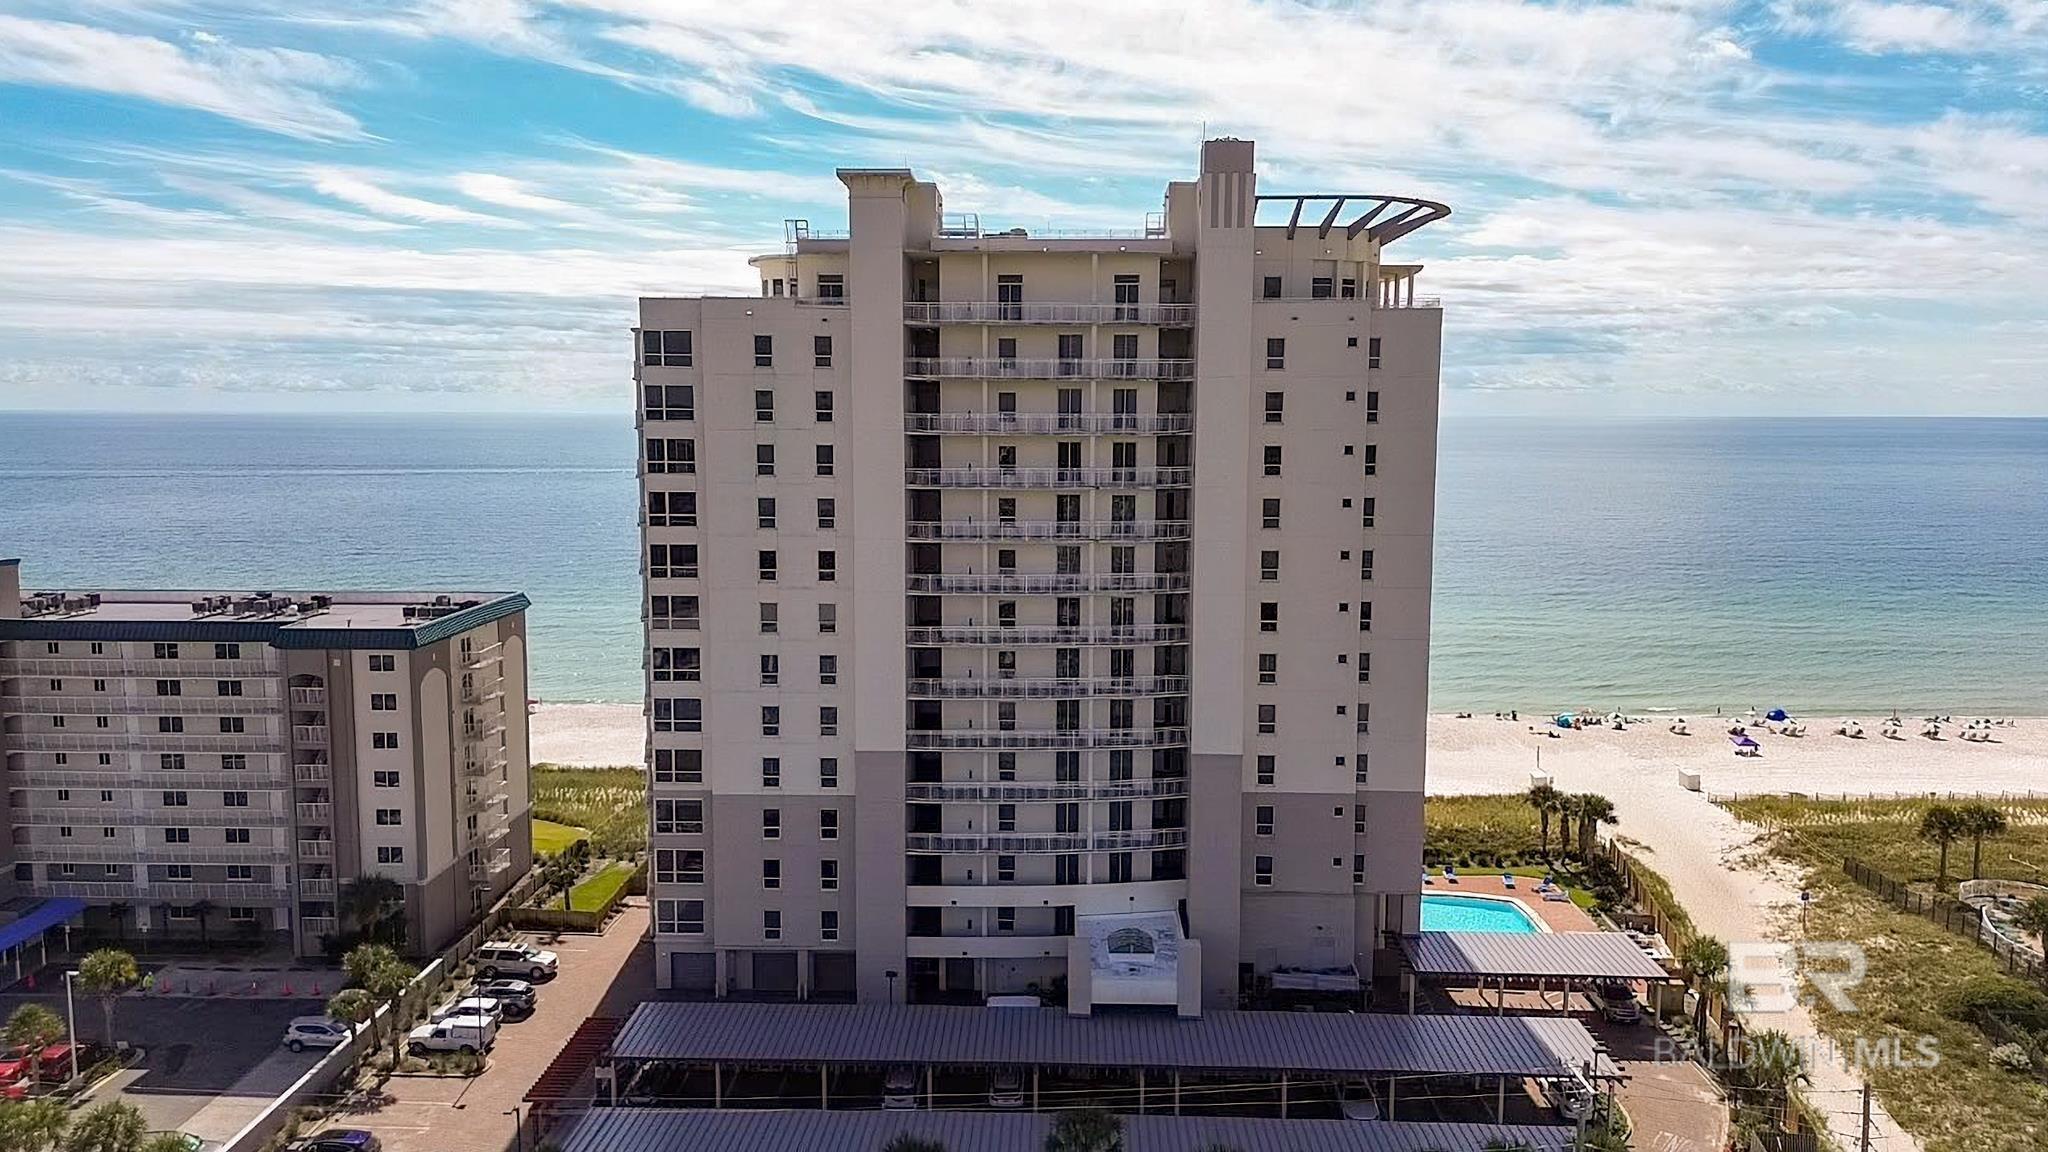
[820,1064,829,1109]
[1279,1073,1289,1118]
[1386,1076,1397,1120]
[1496,1076,1507,1122]
[713,1062,722,1108]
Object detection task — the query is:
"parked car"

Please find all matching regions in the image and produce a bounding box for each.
[406,1015,497,1056]
[0,1046,33,1084]
[282,1017,352,1053]
[474,942,558,981]
[988,1069,1025,1109]
[882,1065,919,1110]
[1541,1076,1596,1121]
[1338,1078,1381,1121]
[295,1129,382,1152]
[0,1076,30,1100]
[429,996,505,1025]
[37,1042,105,1082]
[145,1133,217,1152]
[476,978,537,1011]
[1590,980,1641,1024]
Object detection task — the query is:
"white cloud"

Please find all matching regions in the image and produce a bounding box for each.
[308,169,517,225]
[0,14,363,139]
[453,172,578,214]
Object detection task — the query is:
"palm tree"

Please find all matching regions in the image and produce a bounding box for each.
[190,899,217,949]
[1554,796,1576,861]
[1918,805,1969,888]
[0,1097,72,1152]
[1957,803,2009,881]
[2013,896,2048,971]
[75,949,138,1052]
[326,989,376,1050]
[1574,793,1618,859]
[1680,935,1731,1046]
[140,1136,198,1152]
[1043,1108,1123,1152]
[342,942,402,989]
[6,1003,67,1084]
[881,1137,948,1152]
[62,1100,146,1152]
[1525,784,1562,858]
[1741,1028,1807,1126]
[340,875,406,943]
[541,856,582,910]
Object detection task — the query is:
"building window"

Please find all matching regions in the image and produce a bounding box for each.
[1259,602,1278,633]
[163,827,190,843]
[651,595,700,631]
[820,910,840,942]
[648,543,697,579]
[818,604,837,634]
[1258,703,1277,735]
[374,808,401,825]
[653,647,700,682]
[642,329,692,367]
[1357,702,1371,735]
[656,899,705,935]
[153,643,179,660]
[223,791,250,808]
[1263,392,1283,423]
[1261,275,1282,299]
[225,827,250,843]
[753,334,773,367]
[813,335,833,367]
[218,716,245,734]
[1353,854,1367,884]
[761,757,781,787]
[654,748,703,785]
[820,757,839,788]
[647,490,696,527]
[657,849,704,884]
[216,680,243,697]
[762,858,781,888]
[377,846,404,865]
[162,790,188,807]
[373,770,400,787]
[223,864,254,883]
[997,804,1016,833]
[816,273,844,301]
[754,389,776,422]
[815,391,834,422]
[997,855,1016,882]
[1363,444,1378,477]
[652,697,702,733]
[1367,337,1382,369]
[816,445,835,476]
[1360,601,1372,632]
[760,654,780,686]
[760,603,778,633]
[1361,497,1377,529]
[1366,390,1380,423]
[761,706,780,737]
[818,550,836,581]
[756,445,775,476]
[1257,754,1275,786]
[1254,855,1274,886]
[818,654,838,685]
[763,910,782,941]
[373,731,400,749]
[1262,498,1280,530]
[1265,338,1285,370]
[156,679,182,697]
[643,383,694,421]
[1342,277,1358,299]
[819,706,838,737]
[654,798,704,835]
[1255,805,1274,836]
[1260,550,1279,581]
[1258,653,1277,684]
[645,437,695,474]
[1361,550,1375,581]
[1312,276,1333,298]
[758,550,777,581]
[160,754,185,771]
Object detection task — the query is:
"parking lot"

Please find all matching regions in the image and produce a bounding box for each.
[0,984,328,1140]
[337,901,651,1152]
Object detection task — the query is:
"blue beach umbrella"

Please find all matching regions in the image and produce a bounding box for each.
[1554,713,1575,728]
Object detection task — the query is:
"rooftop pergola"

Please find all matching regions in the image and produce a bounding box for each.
[1396,932,1680,1016]
[1255,194,1451,244]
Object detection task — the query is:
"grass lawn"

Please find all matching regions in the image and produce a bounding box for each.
[531,818,589,856]
[1721,796,2048,1152]
[533,765,647,855]
[1423,795,1600,908]
[567,861,636,914]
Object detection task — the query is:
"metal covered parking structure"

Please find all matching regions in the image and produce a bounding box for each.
[605,1002,1618,1120]
[552,1106,1578,1152]
[1397,932,1678,1015]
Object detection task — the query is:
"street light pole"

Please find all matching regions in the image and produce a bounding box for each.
[63,970,80,1084]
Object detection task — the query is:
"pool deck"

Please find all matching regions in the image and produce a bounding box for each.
[1422,875,1599,932]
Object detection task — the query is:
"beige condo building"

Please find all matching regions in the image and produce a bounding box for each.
[0,560,534,956]
[638,139,1445,1012]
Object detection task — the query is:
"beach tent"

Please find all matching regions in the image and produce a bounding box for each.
[1729,734,1760,752]
[1554,713,1576,728]
[1766,708,1789,722]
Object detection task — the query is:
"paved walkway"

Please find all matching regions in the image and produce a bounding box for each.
[350,902,651,1152]
[175,1046,329,1144]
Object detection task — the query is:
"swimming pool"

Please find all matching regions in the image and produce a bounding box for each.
[1420,894,1542,933]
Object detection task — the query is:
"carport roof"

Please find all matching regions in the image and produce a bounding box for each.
[1400,932,1672,981]
[0,898,84,954]
[609,1002,1612,1078]
[553,1108,1577,1152]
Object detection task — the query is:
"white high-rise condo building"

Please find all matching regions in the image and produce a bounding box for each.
[639,139,1445,1012]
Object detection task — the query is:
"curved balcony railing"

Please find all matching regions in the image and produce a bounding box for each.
[906,624,1187,646]
[905,829,1190,854]
[8,733,278,753]
[14,843,287,863]
[30,880,290,901]
[16,808,289,827]
[10,770,287,790]
[905,413,1192,435]
[907,519,1190,542]
[904,302,1194,326]
[906,358,1194,380]
[905,573,1188,595]
[905,467,1190,489]
[1,695,283,715]
[907,676,1189,699]
[905,777,1190,802]
[906,727,1188,750]
[0,657,275,677]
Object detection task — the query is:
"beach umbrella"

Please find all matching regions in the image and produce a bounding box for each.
[1555,713,1575,728]
[1766,708,1789,722]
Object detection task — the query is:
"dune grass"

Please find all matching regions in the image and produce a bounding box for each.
[531,818,589,856]
[533,765,646,856]
[1721,794,2048,885]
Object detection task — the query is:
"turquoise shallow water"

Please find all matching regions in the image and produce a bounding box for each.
[3,413,2044,712]
[1419,894,1540,933]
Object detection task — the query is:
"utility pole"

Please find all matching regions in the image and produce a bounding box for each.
[1860,1082,1873,1152]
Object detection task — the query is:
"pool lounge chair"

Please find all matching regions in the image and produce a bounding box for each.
[1443,865,1459,884]
[1423,868,1434,886]
[1541,887,1572,902]
[1501,873,1517,889]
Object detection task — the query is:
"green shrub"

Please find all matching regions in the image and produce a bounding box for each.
[1943,974,2048,1028]
[1989,1042,2032,1072]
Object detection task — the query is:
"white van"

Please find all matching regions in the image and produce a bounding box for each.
[988,1069,1025,1109]
[406,1015,498,1056]
[1338,1078,1381,1121]
[1541,1076,1595,1121]
[882,1066,920,1109]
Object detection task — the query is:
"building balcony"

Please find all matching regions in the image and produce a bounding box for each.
[0,658,274,678]
[905,777,1190,802]
[461,678,506,705]
[7,733,279,753]
[299,877,336,898]
[461,751,505,777]
[905,519,1190,542]
[297,839,334,861]
[905,727,1189,750]
[295,802,333,825]
[469,847,512,884]
[904,466,1191,489]
[463,719,507,745]
[28,880,288,902]
[905,624,1187,646]
[288,687,326,706]
[291,725,328,747]
[15,808,289,828]
[905,357,1194,381]
[460,642,504,670]
[904,829,1190,854]
[906,676,1190,699]
[292,763,331,784]
[903,302,1194,326]
[2,695,283,716]
[904,573,1188,595]
[904,413,1193,435]
[10,769,288,790]
[13,843,286,863]
[301,915,338,937]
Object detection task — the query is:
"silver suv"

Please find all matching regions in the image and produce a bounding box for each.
[474,941,558,980]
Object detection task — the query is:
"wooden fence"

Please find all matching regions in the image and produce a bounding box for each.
[1841,855,2044,981]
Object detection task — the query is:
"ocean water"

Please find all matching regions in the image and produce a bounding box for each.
[2,413,2043,714]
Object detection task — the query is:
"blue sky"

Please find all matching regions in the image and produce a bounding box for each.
[1,1,2045,416]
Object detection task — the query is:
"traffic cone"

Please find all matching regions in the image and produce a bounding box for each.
[282,981,294,997]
